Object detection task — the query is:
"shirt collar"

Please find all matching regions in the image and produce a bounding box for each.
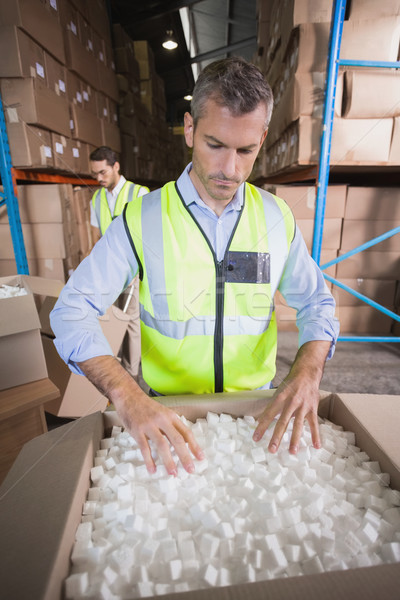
[176,163,244,212]
[109,174,126,198]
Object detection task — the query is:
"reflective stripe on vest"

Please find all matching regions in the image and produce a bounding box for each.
[124,181,294,395]
[92,181,147,235]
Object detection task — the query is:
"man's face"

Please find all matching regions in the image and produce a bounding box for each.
[184,99,268,212]
[90,159,120,191]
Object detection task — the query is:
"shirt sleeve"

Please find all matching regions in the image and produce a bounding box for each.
[50,215,139,375]
[278,226,340,359]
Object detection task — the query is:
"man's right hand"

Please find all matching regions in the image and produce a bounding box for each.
[78,355,204,476]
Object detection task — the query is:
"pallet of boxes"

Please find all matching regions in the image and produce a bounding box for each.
[252,0,400,336]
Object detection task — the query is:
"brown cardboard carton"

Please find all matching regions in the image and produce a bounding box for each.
[0,275,63,390]
[70,102,103,147]
[5,123,53,169]
[0,26,46,79]
[63,27,100,89]
[341,220,400,253]
[332,278,397,307]
[296,218,343,251]
[341,17,400,62]
[349,0,400,19]
[51,134,75,172]
[0,223,66,259]
[0,0,65,64]
[101,120,122,153]
[389,117,400,164]
[336,250,400,280]
[44,51,67,98]
[0,183,73,224]
[337,305,394,334]
[0,258,67,282]
[42,306,129,417]
[267,184,347,219]
[342,70,400,119]
[1,77,70,137]
[344,187,400,221]
[1,391,400,599]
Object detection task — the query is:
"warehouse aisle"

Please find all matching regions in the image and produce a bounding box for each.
[274,332,400,395]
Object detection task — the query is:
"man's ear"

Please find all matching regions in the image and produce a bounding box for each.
[184,112,194,148]
[114,161,121,173]
[260,128,268,148]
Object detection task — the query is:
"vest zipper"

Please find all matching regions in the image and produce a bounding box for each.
[214,259,225,392]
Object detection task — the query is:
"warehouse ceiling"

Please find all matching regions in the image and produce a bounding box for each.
[109,0,258,125]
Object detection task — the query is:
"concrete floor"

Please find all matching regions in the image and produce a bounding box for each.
[274,332,400,395]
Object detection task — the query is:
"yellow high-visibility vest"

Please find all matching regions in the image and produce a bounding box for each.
[124,181,295,395]
[92,181,149,235]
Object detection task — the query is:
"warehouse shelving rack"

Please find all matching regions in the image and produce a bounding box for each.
[312,0,400,343]
[0,94,96,276]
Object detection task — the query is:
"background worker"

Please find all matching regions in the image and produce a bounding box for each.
[51,58,339,476]
[89,146,149,378]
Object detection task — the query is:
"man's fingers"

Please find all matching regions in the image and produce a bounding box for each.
[136,434,157,474]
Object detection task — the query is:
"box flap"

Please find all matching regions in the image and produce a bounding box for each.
[329,393,400,491]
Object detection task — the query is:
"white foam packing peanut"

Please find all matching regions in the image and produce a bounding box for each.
[65,415,400,599]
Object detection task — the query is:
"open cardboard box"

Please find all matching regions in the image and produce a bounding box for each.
[0,274,63,391]
[1,390,400,599]
[42,304,129,418]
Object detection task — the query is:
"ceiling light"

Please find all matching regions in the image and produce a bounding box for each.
[162,30,178,50]
[184,95,192,101]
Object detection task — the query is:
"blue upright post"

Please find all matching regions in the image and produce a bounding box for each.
[312,0,346,265]
[0,94,28,274]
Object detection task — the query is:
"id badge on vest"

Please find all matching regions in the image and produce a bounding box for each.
[224,251,270,284]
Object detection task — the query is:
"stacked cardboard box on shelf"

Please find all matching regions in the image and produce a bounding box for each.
[113,24,187,184]
[266,184,400,334]
[0,0,120,173]
[0,183,95,281]
[253,0,400,178]
[336,186,400,334]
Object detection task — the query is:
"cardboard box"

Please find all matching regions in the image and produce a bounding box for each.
[1,390,400,599]
[332,278,397,307]
[0,183,74,225]
[63,27,100,90]
[0,0,65,64]
[42,305,129,418]
[341,17,400,63]
[344,187,400,221]
[1,77,71,137]
[70,102,103,147]
[296,218,343,251]
[267,184,347,219]
[44,51,67,98]
[5,122,53,169]
[0,223,67,259]
[336,250,400,279]
[389,116,400,164]
[337,305,394,334]
[342,70,400,119]
[0,258,67,282]
[349,0,400,19]
[0,26,46,79]
[341,220,400,253]
[0,275,60,390]
[101,120,122,153]
[0,377,59,485]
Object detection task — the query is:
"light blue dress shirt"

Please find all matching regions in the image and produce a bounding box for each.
[51,163,339,381]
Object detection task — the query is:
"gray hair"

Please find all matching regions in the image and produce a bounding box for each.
[190,57,274,130]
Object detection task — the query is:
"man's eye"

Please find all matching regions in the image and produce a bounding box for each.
[207,143,221,149]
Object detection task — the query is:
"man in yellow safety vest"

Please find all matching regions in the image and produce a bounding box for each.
[89,146,149,378]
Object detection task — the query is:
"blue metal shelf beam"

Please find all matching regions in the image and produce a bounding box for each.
[0,94,28,275]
